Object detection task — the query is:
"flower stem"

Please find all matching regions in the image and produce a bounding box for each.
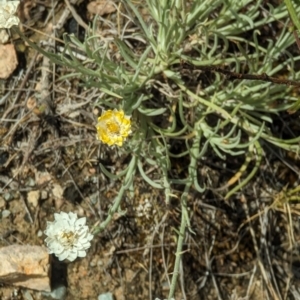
[92,154,137,235]
[168,126,202,298]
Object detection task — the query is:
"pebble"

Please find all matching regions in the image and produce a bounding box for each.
[3,192,13,202]
[0,44,18,79]
[26,177,36,187]
[97,260,104,266]
[89,258,97,267]
[42,285,67,300]
[50,285,67,300]
[27,190,40,207]
[52,183,63,199]
[23,290,34,300]
[98,292,114,300]
[1,210,11,218]
[41,190,48,200]
[0,29,9,44]
[0,196,5,208]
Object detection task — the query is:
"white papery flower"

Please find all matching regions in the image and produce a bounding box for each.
[44,212,94,262]
[0,0,20,29]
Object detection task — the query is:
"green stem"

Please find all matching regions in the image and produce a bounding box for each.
[92,154,137,235]
[284,0,300,33]
[225,140,262,199]
[168,126,202,298]
[168,197,188,298]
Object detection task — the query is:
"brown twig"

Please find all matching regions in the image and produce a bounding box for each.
[186,63,300,87]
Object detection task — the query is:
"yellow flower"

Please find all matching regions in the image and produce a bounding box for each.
[96,109,131,146]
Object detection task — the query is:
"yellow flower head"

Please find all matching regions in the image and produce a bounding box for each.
[96,109,131,146]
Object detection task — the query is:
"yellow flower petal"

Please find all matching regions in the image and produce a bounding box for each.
[96,109,131,146]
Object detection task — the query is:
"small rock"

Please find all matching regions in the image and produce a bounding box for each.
[26,97,37,110]
[23,290,34,300]
[0,44,18,79]
[0,244,51,292]
[26,177,36,187]
[89,257,98,267]
[3,192,13,202]
[0,196,6,208]
[41,190,48,200]
[87,0,116,16]
[114,287,123,300]
[68,111,80,118]
[97,260,104,266]
[0,29,9,44]
[1,209,11,218]
[52,183,63,199]
[35,171,52,186]
[125,269,135,281]
[27,190,40,207]
[42,284,67,300]
[98,292,114,300]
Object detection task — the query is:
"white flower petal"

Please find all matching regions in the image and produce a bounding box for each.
[67,212,77,225]
[50,241,65,253]
[75,240,91,249]
[57,251,69,261]
[66,249,78,262]
[44,237,54,244]
[77,250,87,258]
[0,1,20,29]
[82,242,92,249]
[54,211,68,221]
[75,217,86,228]
[86,233,94,241]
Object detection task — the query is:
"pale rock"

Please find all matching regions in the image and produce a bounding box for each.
[35,171,52,186]
[26,97,37,110]
[42,284,67,299]
[114,286,123,300]
[98,292,114,300]
[52,183,63,199]
[0,29,9,44]
[27,190,40,207]
[41,190,48,200]
[3,192,13,202]
[0,44,18,79]
[68,111,80,118]
[1,209,11,218]
[0,245,51,292]
[87,0,116,16]
[26,177,35,187]
[0,196,6,208]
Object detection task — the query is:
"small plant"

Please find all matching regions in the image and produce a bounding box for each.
[6,0,300,298]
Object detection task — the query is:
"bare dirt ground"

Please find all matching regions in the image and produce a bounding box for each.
[2,1,300,300]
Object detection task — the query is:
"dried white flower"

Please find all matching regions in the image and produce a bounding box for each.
[0,0,20,29]
[135,198,156,219]
[44,211,93,262]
